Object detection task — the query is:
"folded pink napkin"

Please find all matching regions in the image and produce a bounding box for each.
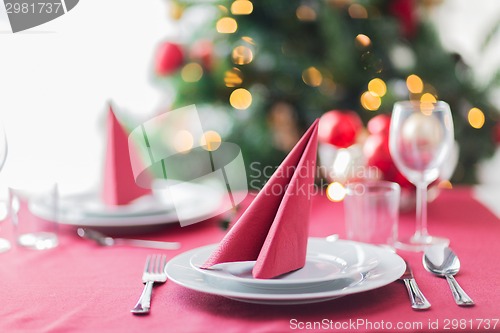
[202,119,319,279]
[102,104,151,206]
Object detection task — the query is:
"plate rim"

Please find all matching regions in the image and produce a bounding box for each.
[165,238,406,303]
[32,181,224,228]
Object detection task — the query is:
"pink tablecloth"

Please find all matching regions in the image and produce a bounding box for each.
[1,187,499,333]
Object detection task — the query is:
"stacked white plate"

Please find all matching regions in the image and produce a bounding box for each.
[165,238,406,305]
[30,181,224,228]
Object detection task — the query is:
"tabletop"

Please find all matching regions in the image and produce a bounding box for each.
[1,187,499,333]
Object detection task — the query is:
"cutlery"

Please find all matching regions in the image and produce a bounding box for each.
[423,245,474,306]
[399,261,431,310]
[77,228,180,250]
[131,254,168,314]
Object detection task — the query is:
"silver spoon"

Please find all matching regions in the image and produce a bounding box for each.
[423,245,474,306]
[77,228,180,250]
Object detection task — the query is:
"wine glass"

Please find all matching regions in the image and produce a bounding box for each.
[389,101,454,251]
[0,121,9,253]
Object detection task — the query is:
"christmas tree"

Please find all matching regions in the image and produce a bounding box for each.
[153,0,499,186]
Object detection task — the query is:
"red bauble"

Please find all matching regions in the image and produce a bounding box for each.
[367,114,391,135]
[388,0,417,39]
[318,110,362,148]
[363,133,392,174]
[364,132,414,190]
[155,42,184,76]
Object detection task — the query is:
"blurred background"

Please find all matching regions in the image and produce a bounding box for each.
[0,0,499,195]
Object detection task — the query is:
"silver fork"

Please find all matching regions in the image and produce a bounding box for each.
[130,254,168,315]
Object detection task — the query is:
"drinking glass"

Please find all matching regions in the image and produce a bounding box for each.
[0,122,9,253]
[389,101,454,251]
[344,181,400,248]
[9,181,59,250]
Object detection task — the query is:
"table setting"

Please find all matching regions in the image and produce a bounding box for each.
[1,100,499,333]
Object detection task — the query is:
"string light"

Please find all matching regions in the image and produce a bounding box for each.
[224,68,243,87]
[232,45,253,65]
[216,17,237,33]
[181,63,203,82]
[231,0,253,15]
[217,5,228,14]
[230,88,252,110]
[302,67,323,87]
[468,107,485,129]
[326,182,346,202]
[417,93,436,115]
[355,34,371,48]
[348,4,368,18]
[438,180,453,189]
[200,131,222,151]
[360,91,381,111]
[406,74,423,93]
[241,36,256,45]
[319,77,336,96]
[420,93,436,104]
[173,130,194,153]
[368,78,386,97]
[296,5,317,21]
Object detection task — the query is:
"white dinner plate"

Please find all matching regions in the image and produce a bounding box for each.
[59,192,174,218]
[166,238,406,305]
[189,242,379,289]
[31,181,225,228]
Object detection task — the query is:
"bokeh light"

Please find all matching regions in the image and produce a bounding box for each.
[368,78,387,97]
[302,67,323,87]
[326,182,346,202]
[232,45,253,65]
[200,130,222,151]
[333,149,352,177]
[348,4,368,18]
[438,180,453,189]
[355,34,371,48]
[420,93,437,104]
[360,91,381,111]
[173,130,194,153]
[217,5,228,14]
[224,67,243,87]
[468,107,485,129]
[418,93,437,115]
[296,5,317,21]
[231,0,253,15]
[181,63,203,82]
[241,36,256,45]
[230,88,253,110]
[216,17,237,33]
[406,74,423,93]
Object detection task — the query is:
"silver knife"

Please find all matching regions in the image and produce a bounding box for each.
[400,261,431,310]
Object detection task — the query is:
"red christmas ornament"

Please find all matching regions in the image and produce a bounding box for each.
[318,110,362,148]
[155,42,184,76]
[388,0,417,39]
[363,132,414,190]
[363,133,392,174]
[367,114,391,135]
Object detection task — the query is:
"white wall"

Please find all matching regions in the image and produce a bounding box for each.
[0,0,176,192]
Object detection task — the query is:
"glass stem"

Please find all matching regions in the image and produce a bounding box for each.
[415,183,429,240]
